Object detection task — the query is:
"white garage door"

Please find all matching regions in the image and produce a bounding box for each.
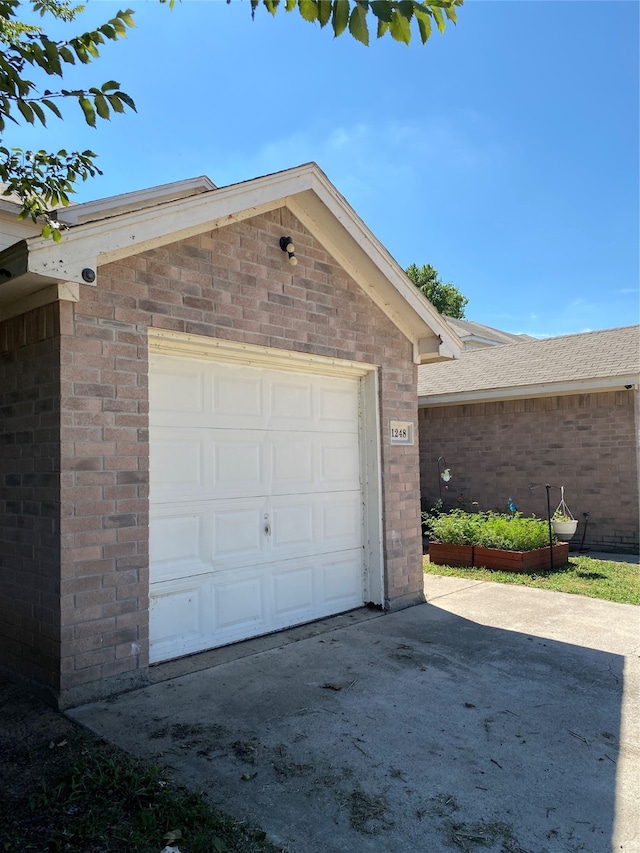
[148,351,366,663]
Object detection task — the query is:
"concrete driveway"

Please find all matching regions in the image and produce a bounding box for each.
[70,577,640,853]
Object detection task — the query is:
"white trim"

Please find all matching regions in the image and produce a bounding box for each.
[58,176,217,226]
[2,163,463,363]
[148,328,377,379]
[359,368,384,606]
[0,281,79,321]
[418,375,640,407]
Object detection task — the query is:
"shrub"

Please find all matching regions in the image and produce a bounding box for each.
[423,510,554,552]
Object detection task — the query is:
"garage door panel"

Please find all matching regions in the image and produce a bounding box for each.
[214,437,265,490]
[318,383,359,428]
[153,437,204,493]
[214,374,263,420]
[150,353,366,663]
[321,493,362,545]
[212,503,264,562]
[322,552,363,603]
[150,365,205,416]
[320,436,361,485]
[270,501,315,550]
[149,579,208,663]
[272,566,314,616]
[214,575,264,631]
[270,379,314,421]
[149,512,207,582]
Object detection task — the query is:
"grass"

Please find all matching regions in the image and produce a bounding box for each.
[2,724,281,853]
[424,553,640,605]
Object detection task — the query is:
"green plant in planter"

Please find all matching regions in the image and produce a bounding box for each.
[422,509,481,545]
[552,509,574,522]
[423,510,556,552]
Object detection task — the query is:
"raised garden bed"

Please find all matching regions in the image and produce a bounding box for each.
[429,542,569,573]
[424,510,570,573]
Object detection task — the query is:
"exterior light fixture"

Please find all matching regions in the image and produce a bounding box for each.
[279,236,298,266]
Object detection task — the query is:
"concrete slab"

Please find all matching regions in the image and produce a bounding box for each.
[70,582,640,853]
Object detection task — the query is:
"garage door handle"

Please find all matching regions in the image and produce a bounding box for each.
[264,521,271,536]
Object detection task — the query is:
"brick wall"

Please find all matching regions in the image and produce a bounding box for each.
[58,300,149,701]
[419,390,639,553]
[0,304,62,691]
[51,206,421,701]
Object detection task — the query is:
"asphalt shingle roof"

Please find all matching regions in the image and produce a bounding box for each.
[418,325,640,399]
[444,316,535,345]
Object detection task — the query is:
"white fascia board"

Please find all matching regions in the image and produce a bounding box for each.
[4,161,461,362]
[19,166,319,285]
[418,375,639,407]
[288,171,463,364]
[58,175,218,226]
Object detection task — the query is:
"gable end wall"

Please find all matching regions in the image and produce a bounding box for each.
[54,207,422,704]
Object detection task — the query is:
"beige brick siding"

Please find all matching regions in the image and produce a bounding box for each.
[419,390,639,552]
[0,304,62,690]
[0,206,423,702]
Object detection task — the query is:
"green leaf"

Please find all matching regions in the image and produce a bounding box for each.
[332,0,350,36]
[370,0,392,23]
[298,0,318,22]
[41,222,51,239]
[59,45,75,64]
[348,3,369,45]
[264,0,279,15]
[116,92,136,111]
[376,18,389,38]
[317,0,332,26]
[94,93,110,119]
[389,8,411,42]
[444,2,458,23]
[285,0,297,9]
[106,94,125,113]
[78,95,96,126]
[431,4,445,33]
[52,228,63,243]
[101,80,120,92]
[118,9,136,28]
[414,7,432,42]
[30,101,47,125]
[42,99,63,119]
[98,23,116,40]
[17,100,35,123]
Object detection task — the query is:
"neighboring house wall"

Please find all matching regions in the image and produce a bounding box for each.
[1,206,424,703]
[419,389,639,553]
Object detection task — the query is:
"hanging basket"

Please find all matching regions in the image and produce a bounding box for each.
[551,487,578,541]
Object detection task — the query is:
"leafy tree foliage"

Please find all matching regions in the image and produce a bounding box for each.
[406,262,468,318]
[0,0,462,237]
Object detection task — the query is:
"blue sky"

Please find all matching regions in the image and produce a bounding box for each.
[6,0,639,337]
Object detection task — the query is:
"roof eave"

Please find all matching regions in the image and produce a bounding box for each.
[418,375,639,406]
[0,163,464,363]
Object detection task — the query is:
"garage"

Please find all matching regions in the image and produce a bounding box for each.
[148,333,382,663]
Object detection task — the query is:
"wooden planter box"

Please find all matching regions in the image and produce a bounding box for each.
[429,543,474,567]
[428,542,569,573]
[473,543,569,573]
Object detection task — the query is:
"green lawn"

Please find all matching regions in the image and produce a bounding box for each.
[423,554,640,605]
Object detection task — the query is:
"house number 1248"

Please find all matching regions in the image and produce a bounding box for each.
[389,421,414,446]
